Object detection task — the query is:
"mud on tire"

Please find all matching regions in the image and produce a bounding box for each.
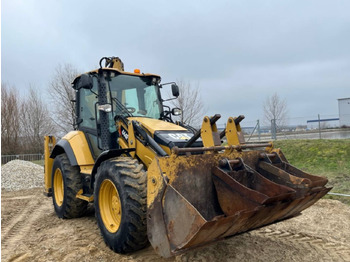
[94,157,148,253]
[52,153,88,218]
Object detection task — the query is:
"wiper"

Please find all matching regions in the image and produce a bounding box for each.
[112,98,133,117]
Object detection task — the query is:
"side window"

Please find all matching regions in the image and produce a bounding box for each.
[144,86,161,119]
[79,78,98,129]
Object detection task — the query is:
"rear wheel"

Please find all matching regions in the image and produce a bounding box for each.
[51,153,87,218]
[94,157,148,253]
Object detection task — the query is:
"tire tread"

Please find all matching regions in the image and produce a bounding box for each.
[94,157,148,253]
[52,154,87,219]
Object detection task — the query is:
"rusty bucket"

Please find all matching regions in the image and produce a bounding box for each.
[146,149,331,258]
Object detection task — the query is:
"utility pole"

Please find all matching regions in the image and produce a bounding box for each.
[318,114,321,139]
[257,119,261,141]
[271,119,277,140]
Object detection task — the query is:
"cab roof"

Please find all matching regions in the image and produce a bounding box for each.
[72,67,161,85]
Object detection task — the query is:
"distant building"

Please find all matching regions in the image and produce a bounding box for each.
[306,118,339,129]
[295,125,307,131]
[338,98,350,127]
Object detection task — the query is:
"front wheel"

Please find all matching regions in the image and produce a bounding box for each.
[94,157,148,253]
[51,153,87,218]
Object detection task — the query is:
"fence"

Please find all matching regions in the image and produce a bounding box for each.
[1,153,44,165]
[231,114,350,142]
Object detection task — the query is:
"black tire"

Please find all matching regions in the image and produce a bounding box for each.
[51,153,88,218]
[94,157,148,253]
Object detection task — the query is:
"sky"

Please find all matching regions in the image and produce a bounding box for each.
[2,0,350,127]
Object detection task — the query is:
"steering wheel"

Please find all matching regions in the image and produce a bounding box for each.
[117,107,136,115]
[125,107,136,113]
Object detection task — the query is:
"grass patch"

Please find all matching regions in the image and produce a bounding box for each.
[274,139,350,205]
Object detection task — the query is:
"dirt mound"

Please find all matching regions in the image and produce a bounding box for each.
[1,160,44,191]
[2,188,350,262]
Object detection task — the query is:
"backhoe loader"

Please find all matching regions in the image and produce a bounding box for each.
[44,57,331,258]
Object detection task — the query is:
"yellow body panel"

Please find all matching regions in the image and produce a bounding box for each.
[129,117,187,134]
[44,132,94,195]
[135,140,155,167]
[225,117,240,146]
[128,123,157,168]
[76,189,94,202]
[118,118,187,168]
[200,116,220,147]
[80,165,94,175]
[160,145,172,155]
[44,136,56,195]
[118,137,129,149]
[62,131,94,166]
[127,121,136,158]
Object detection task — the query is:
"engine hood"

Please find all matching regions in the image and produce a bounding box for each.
[127,117,187,134]
[127,117,202,149]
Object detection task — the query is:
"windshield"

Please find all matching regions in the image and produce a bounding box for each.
[107,74,163,119]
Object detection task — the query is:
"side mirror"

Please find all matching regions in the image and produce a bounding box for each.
[171,84,179,97]
[172,108,182,116]
[77,74,93,90]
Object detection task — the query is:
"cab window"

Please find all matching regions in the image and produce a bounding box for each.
[79,79,98,129]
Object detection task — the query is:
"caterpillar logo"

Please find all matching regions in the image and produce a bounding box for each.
[121,126,129,142]
[168,133,192,140]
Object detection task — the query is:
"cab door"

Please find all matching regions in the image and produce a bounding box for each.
[76,77,102,159]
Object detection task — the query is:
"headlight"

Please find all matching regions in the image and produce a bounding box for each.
[98,104,112,113]
[172,108,182,116]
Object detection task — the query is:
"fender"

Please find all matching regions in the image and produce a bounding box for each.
[90,148,135,188]
[50,131,94,167]
[50,139,78,166]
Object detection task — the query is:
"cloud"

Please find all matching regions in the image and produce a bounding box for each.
[2,0,350,123]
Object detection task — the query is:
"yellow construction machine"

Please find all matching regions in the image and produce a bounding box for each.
[44,57,331,257]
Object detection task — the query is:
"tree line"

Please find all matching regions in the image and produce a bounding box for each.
[1,83,53,154]
[1,64,78,155]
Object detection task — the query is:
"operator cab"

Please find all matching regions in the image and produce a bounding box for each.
[72,67,183,158]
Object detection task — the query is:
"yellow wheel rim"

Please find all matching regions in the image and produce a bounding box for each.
[54,168,64,207]
[99,179,122,233]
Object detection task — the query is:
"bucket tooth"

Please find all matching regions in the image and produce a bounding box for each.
[212,158,296,216]
[260,152,329,188]
[279,186,331,220]
[256,153,332,219]
[257,161,311,197]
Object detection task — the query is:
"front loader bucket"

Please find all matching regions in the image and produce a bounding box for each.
[147,149,331,258]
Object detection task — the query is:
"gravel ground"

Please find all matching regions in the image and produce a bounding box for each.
[2,160,350,261]
[1,160,44,191]
[2,188,350,262]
